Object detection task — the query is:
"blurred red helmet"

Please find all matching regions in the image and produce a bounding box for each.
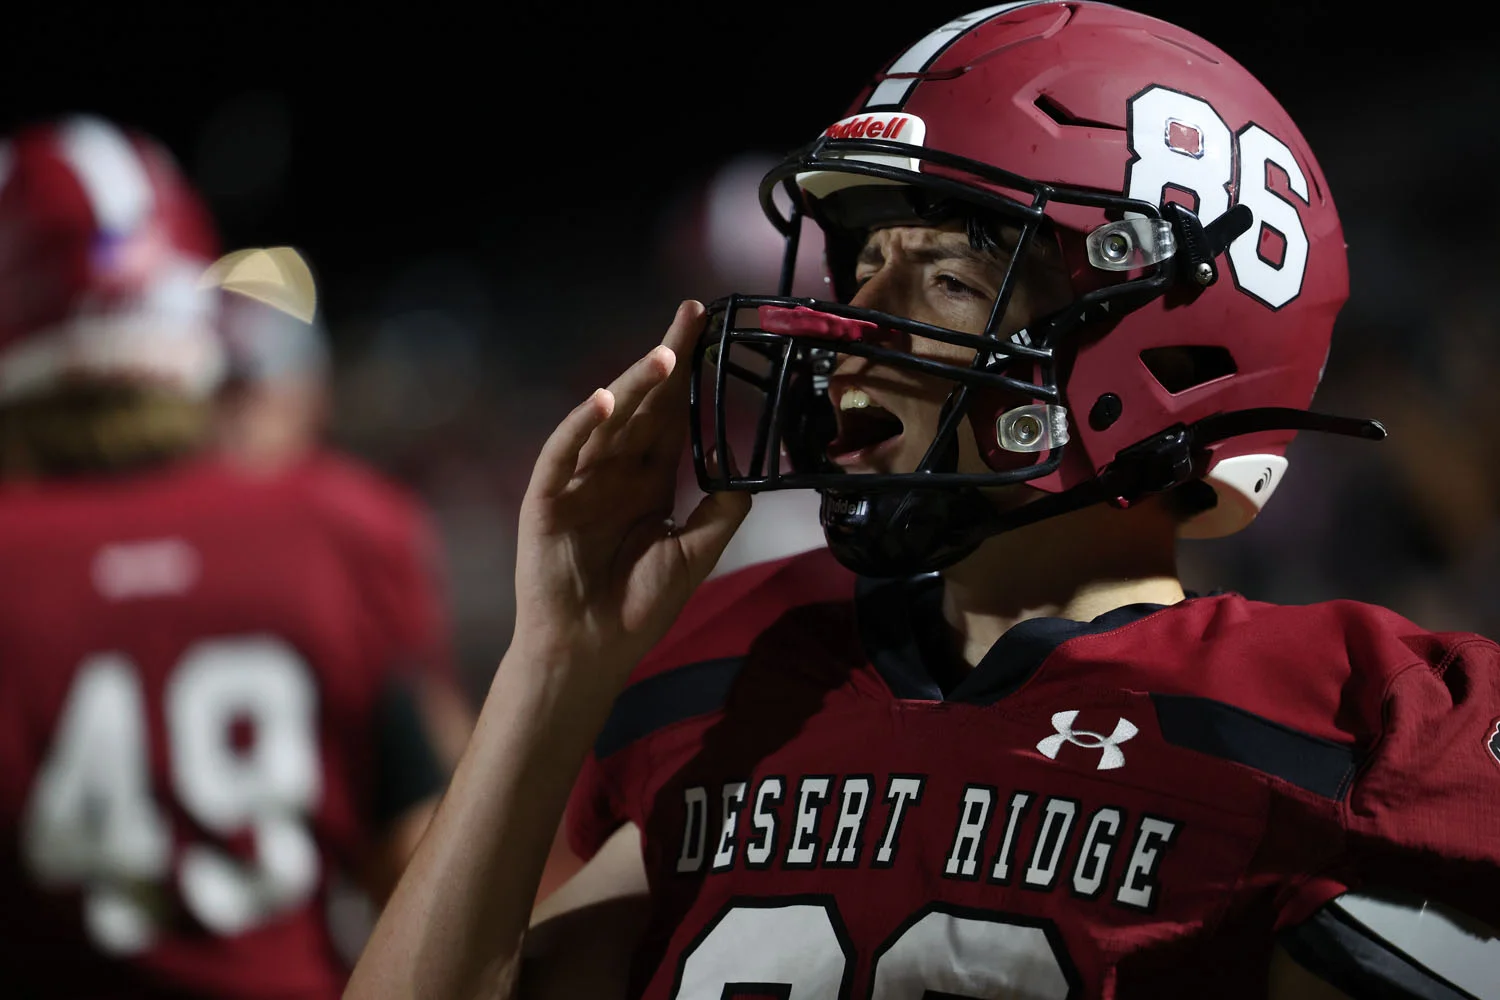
[693,1,1383,576]
[0,115,223,403]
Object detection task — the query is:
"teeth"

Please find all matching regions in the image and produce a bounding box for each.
[840,388,872,411]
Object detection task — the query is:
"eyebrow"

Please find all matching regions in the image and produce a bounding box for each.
[856,240,1007,273]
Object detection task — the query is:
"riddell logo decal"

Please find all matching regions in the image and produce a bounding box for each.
[822,112,925,143]
[799,113,928,197]
[1489,719,1500,767]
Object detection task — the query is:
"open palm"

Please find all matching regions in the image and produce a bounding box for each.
[511,300,751,683]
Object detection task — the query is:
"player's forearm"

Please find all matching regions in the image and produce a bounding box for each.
[345,642,625,1000]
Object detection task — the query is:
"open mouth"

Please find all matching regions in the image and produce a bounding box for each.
[827,390,905,466]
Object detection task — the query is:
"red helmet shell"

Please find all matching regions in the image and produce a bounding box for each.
[822,1,1347,536]
[0,116,223,402]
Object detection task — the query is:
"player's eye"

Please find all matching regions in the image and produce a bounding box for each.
[936,273,981,298]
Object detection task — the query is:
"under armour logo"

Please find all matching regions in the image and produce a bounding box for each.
[1036,710,1138,770]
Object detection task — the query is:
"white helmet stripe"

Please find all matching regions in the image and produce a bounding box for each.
[55,116,155,234]
[865,3,1044,109]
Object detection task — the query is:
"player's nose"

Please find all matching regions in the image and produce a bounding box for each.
[845,270,915,358]
[847,263,902,317]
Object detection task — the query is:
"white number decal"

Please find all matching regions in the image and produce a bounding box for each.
[871,908,1071,999]
[1229,124,1310,309]
[22,637,321,953]
[673,901,1074,999]
[23,653,172,955]
[677,902,852,998]
[1126,85,1310,309]
[1126,88,1232,224]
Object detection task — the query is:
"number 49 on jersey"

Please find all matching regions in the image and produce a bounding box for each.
[23,637,322,954]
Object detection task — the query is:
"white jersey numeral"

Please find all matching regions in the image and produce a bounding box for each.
[1126,85,1310,308]
[673,901,1072,999]
[21,637,321,953]
[677,902,852,998]
[23,654,172,954]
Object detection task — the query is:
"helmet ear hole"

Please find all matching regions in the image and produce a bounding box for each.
[1140,346,1237,395]
[1180,454,1290,539]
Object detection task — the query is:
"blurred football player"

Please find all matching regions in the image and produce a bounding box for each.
[0,115,455,998]
[203,244,330,475]
[202,245,475,770]
[349,4,1500,999]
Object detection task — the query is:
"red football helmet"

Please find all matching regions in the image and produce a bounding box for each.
[691,1,1383,576]
[0,115,223,404]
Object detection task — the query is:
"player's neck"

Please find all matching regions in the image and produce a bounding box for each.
[938,499,1186,669]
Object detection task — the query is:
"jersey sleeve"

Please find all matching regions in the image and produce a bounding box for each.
[565,748,633,862]
[370,671,449,827]
[562,653,697,861]
[369,498,464,819]
[1341,634,1500,927]
[324,462,462,832]
[563,550,851,862]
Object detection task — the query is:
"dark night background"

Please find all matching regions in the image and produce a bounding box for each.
[6,2,1488,336]
[5,1,1500,690]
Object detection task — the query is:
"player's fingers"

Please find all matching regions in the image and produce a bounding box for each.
[595,344,676,442]
[661,299,707,361]
[605,301,707,463]
[632,300,706,425]
[528,388,615,499]
[678,440,747,581]
[675,486,752,587]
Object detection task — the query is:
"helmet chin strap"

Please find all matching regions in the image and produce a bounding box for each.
[819,486,995,578]
[818,406,1385,578]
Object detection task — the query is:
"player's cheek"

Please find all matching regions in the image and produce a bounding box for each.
[955,414,993,475]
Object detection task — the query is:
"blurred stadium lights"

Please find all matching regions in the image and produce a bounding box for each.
[335,255,503,438]
[704,152,828,295]
[660,152,830,301]
[351,309,482,433]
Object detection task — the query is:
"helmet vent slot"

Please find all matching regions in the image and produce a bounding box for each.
[1140,346,1237,394]
[1033,93,1124,132]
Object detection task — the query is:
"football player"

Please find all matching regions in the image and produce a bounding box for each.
[202,244,476,770]
[348,4,1500,999]
[202,245,331,477]
[0,116,454,997]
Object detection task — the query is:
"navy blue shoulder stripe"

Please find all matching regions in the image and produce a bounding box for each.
[594,656,747,758]
[1151,693,1359,799]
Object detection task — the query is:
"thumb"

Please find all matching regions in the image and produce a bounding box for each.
[676,488,753,588]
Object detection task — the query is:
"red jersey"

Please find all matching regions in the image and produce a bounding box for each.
[0,451,452,999]
[568,548,1500,999]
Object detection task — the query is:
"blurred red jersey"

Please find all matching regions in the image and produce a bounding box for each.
[569,549,1500,999]
[0,451,452,999]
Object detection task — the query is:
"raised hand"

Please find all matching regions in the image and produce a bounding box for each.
[511,299,752,685]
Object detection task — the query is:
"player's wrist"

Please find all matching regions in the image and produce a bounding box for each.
[493,630,639,712]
